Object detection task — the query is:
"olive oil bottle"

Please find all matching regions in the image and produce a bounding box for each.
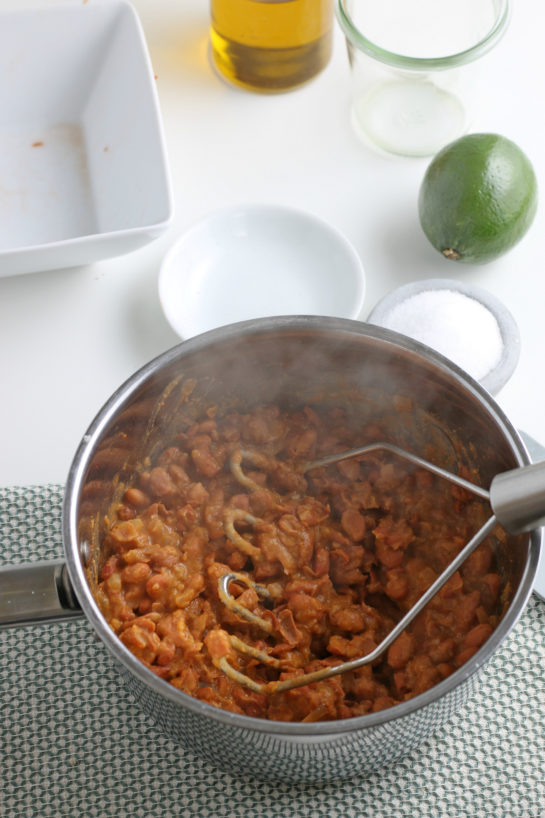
[210,0,333,92]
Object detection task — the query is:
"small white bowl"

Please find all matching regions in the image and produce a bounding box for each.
[158,204,365,339]
[367,278,520,395]
[0,1,173,278]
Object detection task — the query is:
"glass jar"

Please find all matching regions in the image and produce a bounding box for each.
[336,0,511,157]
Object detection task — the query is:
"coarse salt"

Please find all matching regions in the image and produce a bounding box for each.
[380,288,503,381]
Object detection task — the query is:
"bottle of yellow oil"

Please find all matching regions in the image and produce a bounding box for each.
[210,0,333,92]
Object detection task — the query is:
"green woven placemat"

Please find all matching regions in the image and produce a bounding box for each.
[1,485,544,818]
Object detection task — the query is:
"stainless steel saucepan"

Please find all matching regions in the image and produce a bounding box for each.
[0,317,542,783]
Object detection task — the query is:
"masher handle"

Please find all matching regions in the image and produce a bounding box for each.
[491,456,545,534]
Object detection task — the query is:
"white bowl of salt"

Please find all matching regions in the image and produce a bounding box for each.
[367,278,520,395]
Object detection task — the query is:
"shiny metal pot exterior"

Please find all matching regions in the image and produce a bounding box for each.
[40,318,543,781]
[119,659,479,781]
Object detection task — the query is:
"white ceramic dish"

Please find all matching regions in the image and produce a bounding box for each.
[367,278,520,396]
[0,1,173,278]
[158,204,366,339]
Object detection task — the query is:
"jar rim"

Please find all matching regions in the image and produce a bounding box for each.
[336,0,511,70]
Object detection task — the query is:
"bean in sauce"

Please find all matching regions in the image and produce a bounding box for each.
[95,403,508,722]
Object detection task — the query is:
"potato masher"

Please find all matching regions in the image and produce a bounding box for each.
[213,442,545,694]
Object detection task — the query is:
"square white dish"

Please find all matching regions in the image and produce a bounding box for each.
[0,0,173,278]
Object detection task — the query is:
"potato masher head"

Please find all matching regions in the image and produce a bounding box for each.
[212,442,545,695]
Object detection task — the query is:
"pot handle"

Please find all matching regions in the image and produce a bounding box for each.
[0,559,82,629]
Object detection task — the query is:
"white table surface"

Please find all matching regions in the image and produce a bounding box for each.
[1,0,544,491]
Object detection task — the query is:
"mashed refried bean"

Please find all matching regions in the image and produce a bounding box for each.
[95,403,506,722]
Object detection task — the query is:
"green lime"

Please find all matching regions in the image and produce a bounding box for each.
[418,133,538,265]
